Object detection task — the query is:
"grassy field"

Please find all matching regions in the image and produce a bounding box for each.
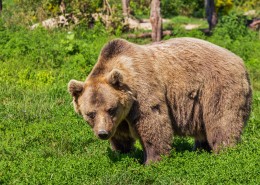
[0,18,260,184]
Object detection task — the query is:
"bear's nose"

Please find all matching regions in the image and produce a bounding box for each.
[98,130,109,140]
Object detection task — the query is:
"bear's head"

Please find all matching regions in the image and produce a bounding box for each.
[68,69,134,140]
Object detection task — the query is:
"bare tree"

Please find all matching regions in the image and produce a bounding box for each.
[121,0,130,17]
[150,0,162,42]
[205,0,217,31]
[104,0,112,16]
[0,0,2,14]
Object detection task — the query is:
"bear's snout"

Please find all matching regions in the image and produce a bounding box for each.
[98,130,110,140]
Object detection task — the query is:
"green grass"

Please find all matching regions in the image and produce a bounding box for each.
[169,15,208,28]
[0,18,260,184]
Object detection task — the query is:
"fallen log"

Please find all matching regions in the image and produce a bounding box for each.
[249,19,260,30]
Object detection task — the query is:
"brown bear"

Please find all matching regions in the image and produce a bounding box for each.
[68,38,252,164]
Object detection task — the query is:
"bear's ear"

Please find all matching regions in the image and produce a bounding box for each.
[107,69,123,87]
[68,80,84,98]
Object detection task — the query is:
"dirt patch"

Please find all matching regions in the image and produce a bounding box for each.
[183,24,201,30]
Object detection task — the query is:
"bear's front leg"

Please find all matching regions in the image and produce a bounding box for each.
[136,112,173,164]
[109,120,135,153]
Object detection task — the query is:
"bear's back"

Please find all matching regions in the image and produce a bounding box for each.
[138,37,247,88]
[88,38,248,93]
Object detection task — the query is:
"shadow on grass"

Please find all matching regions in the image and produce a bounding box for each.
[107,147,144,164]
[106,137,206,164]
[172,137,194,153]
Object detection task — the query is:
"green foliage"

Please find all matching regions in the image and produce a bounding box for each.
[205,13,260,66]
[214,12,249,40]
[161,0,205,18]
[1,0,103,28]
[215,0,233,14]
[0,10,260,184]
[0,22,109,69]
[129,0,150,19]
[234,0,260,12]
[129,0,205,18]
[65,0,103,15]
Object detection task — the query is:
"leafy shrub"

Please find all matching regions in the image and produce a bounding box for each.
[233,0,260,12]
[129,0,205,19]
[2,0,103,25]
[161,0,205,18]
[129,0,150,19]
[213,12,250,40]
[0,21,109,68]
[215,0,233,15]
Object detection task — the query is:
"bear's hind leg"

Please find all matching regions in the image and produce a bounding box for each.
[204,82,250,153]
[206,122,242,153]
[110,120,135,153]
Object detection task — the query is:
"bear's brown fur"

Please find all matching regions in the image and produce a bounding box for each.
[68,38,252,164]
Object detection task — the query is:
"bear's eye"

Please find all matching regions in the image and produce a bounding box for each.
[86,112,96,119]
[108,107,117,117]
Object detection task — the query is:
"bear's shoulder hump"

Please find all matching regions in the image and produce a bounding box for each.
[100,39,133,61]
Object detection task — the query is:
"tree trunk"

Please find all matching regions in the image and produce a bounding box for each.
[104,0,112,16]
[0,0,2,14]
[59,0,66,15]
[121,0,130,17]
[205,0,217,31]
[150,0,162,42]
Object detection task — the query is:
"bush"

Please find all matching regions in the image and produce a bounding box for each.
[213,12,251,40]
[129,0,205,19]
[2,0,103,25]
[161,0,205,18]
